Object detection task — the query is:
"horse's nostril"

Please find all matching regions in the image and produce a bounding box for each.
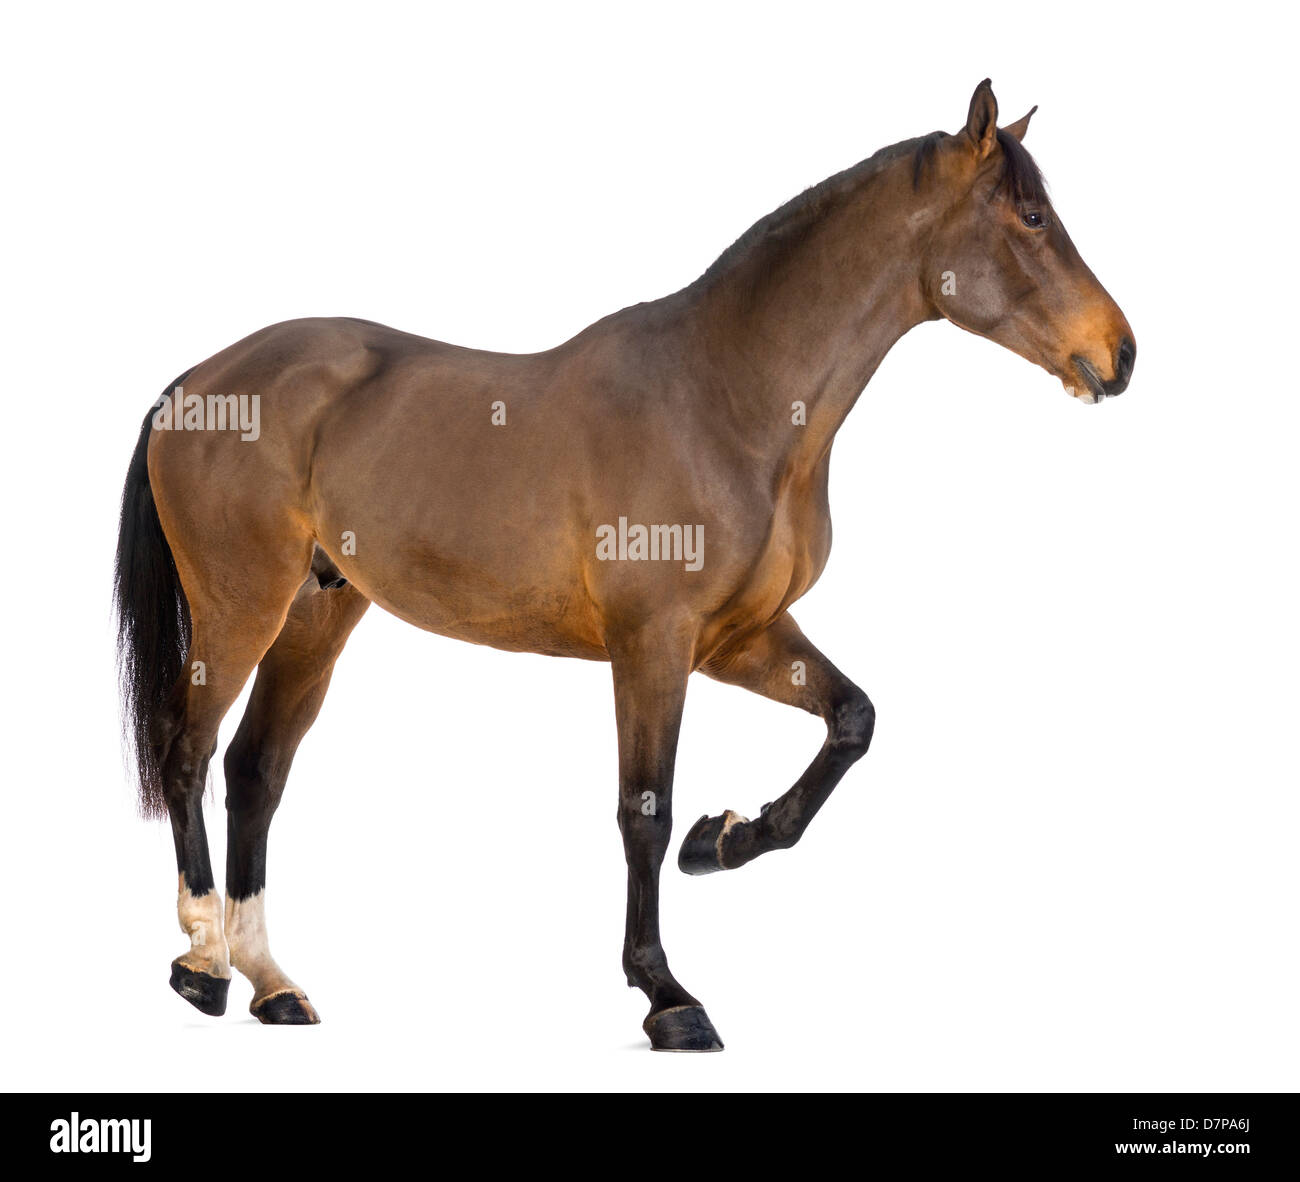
[1117,336,1136,383]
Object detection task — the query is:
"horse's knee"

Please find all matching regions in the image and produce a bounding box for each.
[828,687,875,760]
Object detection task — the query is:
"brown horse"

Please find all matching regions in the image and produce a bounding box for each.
[114,80,1133,1050]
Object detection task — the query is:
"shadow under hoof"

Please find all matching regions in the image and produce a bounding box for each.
[169,962,230,1016]
[678,810,747,875]
[251,990,320,1025]
[644,1005,724,1052]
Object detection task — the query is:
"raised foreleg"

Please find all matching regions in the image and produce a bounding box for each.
[680,612,874,874]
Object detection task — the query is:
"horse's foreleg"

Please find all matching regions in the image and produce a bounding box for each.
[681,612,874,875]
[224,581,369,1024]
[610,623,723,1051]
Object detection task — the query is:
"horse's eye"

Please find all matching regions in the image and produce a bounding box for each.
[1021,210,1045,229]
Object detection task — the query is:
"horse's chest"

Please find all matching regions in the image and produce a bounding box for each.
[727,493,832,627]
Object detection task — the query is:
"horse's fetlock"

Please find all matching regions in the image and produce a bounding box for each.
[767,827,801,852]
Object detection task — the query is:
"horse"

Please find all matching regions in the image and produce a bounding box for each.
[114,80,1134,1051]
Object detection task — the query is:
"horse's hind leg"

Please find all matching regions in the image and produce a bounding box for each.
[223,580,369,1024]
[158,555,313,1016]
[680,612,874,874]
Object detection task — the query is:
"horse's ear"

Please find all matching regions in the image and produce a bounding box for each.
[1003,105,1038,144]
[965,78,998,160]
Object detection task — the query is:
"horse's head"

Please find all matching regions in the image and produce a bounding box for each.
[919,80,1134,404]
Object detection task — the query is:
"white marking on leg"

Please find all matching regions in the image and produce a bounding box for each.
[716,809,749,862]
[176,874,231,978]
[225,890,301,1004]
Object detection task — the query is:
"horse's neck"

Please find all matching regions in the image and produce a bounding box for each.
[687,164,933,473]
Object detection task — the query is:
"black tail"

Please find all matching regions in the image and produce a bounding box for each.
[113,372,193,819]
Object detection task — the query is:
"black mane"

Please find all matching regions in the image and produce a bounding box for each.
[992,128,1049,207]
[699,134,931,285]
[700,125,1049,285]
[915,127,1048,206]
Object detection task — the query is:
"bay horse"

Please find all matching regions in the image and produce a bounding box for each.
[114,80,1134,1051]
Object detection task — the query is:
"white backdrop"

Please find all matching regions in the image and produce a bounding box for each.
[3,1,1296,1092]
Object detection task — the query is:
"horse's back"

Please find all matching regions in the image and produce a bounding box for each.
[146,315,540,493]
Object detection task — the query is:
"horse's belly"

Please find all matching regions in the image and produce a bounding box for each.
[317,528,608,660]
[378,581,607,659]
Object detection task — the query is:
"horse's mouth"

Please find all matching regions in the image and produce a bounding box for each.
[1068,357,1110,405]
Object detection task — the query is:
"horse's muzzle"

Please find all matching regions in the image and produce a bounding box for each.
[1071,336,1136,403]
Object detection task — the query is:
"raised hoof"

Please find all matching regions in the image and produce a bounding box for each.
[678,810,746,876]
[251,990,320,1025]
[168,962,230,1016]
[644,1005,724,1052]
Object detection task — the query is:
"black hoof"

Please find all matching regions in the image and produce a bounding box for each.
[645,1005,724,1052]
[169,962,230,1016]
[678,810,746,875]
[251,990,320,1025]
